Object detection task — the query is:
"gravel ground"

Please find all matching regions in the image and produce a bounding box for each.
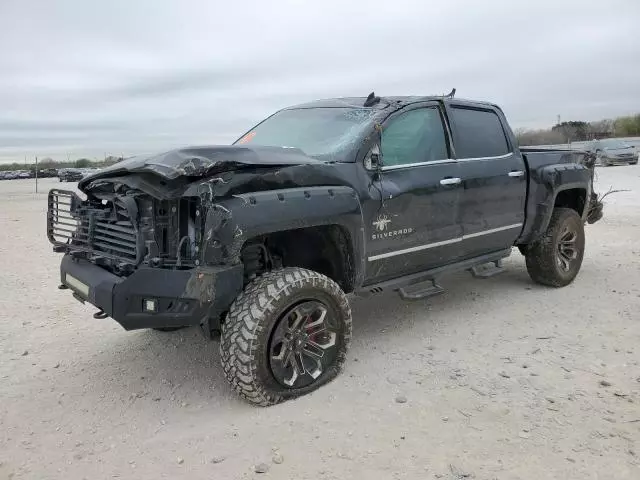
[1,168,639,480]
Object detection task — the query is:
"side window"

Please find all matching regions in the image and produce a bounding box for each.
[450,107,510,158]
[381,108,448,167]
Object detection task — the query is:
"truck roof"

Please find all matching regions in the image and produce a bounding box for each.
[284,95,500,111]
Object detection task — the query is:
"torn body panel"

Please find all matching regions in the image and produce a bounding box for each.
[201,185,365,290]
[79,145,326,188]
[517,149,595,244]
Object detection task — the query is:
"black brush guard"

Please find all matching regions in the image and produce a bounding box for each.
[47,189,144,269]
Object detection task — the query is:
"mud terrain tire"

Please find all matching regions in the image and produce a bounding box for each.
[525,207,585,287]
[220,267,352,406]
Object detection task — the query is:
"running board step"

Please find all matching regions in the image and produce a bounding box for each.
[470,260,505,279]
[398,280,445,301]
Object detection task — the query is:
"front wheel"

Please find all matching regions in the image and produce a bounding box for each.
[220,267,352,406]
[525,208,585,287]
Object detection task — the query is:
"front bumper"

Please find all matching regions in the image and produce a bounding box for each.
[60,255,244,331]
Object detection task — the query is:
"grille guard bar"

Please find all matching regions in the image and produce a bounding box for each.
[47,189,144,267]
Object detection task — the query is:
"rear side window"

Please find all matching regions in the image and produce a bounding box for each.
[450,107,510,158]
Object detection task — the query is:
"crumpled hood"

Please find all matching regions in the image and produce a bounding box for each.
[79,145,324,188]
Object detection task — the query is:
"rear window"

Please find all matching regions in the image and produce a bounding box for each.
[451,107,510,158]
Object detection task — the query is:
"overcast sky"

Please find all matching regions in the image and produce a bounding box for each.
[1,0,639,164]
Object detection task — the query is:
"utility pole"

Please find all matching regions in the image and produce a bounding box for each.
[35,156,38,193]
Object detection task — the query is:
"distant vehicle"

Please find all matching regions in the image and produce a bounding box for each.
[58,169,84,182]
[18,171,31,179]
[34,168,59,178]
[590,139,638,166]
[47,93,603,406]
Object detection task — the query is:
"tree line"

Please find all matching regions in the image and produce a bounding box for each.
[516,113,640,146]
[0,155,124,172]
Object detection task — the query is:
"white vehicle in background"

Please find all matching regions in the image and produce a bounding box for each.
[590,139,639,166]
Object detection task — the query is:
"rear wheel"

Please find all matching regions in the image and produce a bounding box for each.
[220,267,352,406]
[525,208,585,287]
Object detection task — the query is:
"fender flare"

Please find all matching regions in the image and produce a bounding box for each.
[518,163,592,244]
[201,186,366,289]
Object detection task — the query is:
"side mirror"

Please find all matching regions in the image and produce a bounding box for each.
[364,144,382,171]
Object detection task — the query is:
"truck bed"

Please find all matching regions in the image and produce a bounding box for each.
[520,147,591,169]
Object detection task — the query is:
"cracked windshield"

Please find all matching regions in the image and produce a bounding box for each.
[235,107,377,159]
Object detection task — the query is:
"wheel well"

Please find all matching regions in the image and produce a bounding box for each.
[241,225,356,293]
[554,188,586,216]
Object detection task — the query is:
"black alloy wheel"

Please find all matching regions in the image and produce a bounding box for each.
[220,267,352,406]
[556,224,578,273]
[269,300,339,389]
[525,207,585,287]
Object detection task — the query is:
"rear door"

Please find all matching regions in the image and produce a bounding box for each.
[363,102,462,282]
[447,105,526,259]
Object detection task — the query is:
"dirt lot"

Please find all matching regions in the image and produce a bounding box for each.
[1,169,639,480]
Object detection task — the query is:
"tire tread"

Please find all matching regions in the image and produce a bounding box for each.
[525,207,585,287]
[220,267,352,406]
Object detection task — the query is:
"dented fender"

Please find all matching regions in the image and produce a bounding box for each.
[201,185,366,286]
[518,162,592,244]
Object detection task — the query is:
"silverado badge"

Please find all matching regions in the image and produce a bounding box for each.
[371,215,413,240]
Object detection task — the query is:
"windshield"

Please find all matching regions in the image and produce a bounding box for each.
[600,139,632,149]
[234,107,377,158]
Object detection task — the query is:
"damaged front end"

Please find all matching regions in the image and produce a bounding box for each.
[48,188,202,274]
[47,178,244,332]
[47,144,356,332]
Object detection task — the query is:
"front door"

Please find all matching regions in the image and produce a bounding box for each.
[363,103,463,283]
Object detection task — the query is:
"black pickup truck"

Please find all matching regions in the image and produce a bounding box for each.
[47,93,602,405]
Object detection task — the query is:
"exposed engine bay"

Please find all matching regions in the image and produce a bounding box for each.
[48,187,202,276]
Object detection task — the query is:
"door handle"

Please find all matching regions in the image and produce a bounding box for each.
[508,170,525,177]
[440,177,461,186]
